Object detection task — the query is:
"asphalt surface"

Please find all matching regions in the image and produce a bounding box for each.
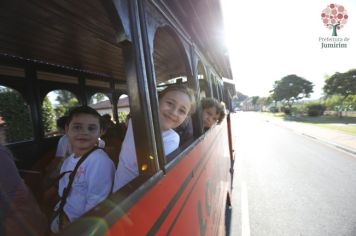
[230,112,356,236]
[262,113,356,156]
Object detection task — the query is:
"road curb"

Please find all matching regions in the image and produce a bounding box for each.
[301,133,356,156]
[265,117,356,156]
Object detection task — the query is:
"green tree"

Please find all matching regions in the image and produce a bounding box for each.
[270,74,314,109]
[265,96,274,106]
[323,70,356,116]
[89,93,107,104]
[118,112,129,123]
[0,88,34,142]
[41,96,56,134]
[54,90,79,118]
[251,96,259,111]
[251,96,259,106]
[324,95,343,110]
[257,97,267,111]
[323,69,356,101]
[55,90,74,104]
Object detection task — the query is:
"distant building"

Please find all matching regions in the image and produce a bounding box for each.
[89,96,129,116]
[241,97,256,111]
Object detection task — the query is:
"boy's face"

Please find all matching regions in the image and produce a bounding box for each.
[202,107,219,129]
[159,90,191,131]
[66,114,101,156]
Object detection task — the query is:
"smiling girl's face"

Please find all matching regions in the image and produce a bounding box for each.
[159,90,192,131]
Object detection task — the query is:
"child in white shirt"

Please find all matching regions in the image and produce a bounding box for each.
[51,106,115,233]
[113,85,196,192]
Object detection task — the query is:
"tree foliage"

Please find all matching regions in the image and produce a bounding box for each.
[41,96,56,134]
[118,112,129,123]
[265,96,273,106]
[55,90,74,104]
[270,74,314,108]
[89,93,107,104]
[323,69,356,100]
[323,70,356,116]
[251,96,259,106]
[0,88,34,142]
[306,104,326,117]
[54,90,79,118]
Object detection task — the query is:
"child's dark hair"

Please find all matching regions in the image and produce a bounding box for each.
[102,114,112,122]
[67,106,102,128]
[101,113,114,132]
[56,115,68,130]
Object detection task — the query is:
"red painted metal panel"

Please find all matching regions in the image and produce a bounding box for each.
[106,120,231,235]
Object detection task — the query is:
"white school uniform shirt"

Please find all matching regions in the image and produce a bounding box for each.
[55,135,72,158]
[113,119,179,192]
[55,148,115,222]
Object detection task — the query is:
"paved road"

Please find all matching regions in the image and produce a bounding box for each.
[230,112,356,236]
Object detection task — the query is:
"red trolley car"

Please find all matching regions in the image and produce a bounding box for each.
[0,0,237,235]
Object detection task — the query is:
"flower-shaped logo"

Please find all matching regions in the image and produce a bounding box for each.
[321,4,348,36]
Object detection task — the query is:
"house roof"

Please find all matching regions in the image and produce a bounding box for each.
[90,96,129,110]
